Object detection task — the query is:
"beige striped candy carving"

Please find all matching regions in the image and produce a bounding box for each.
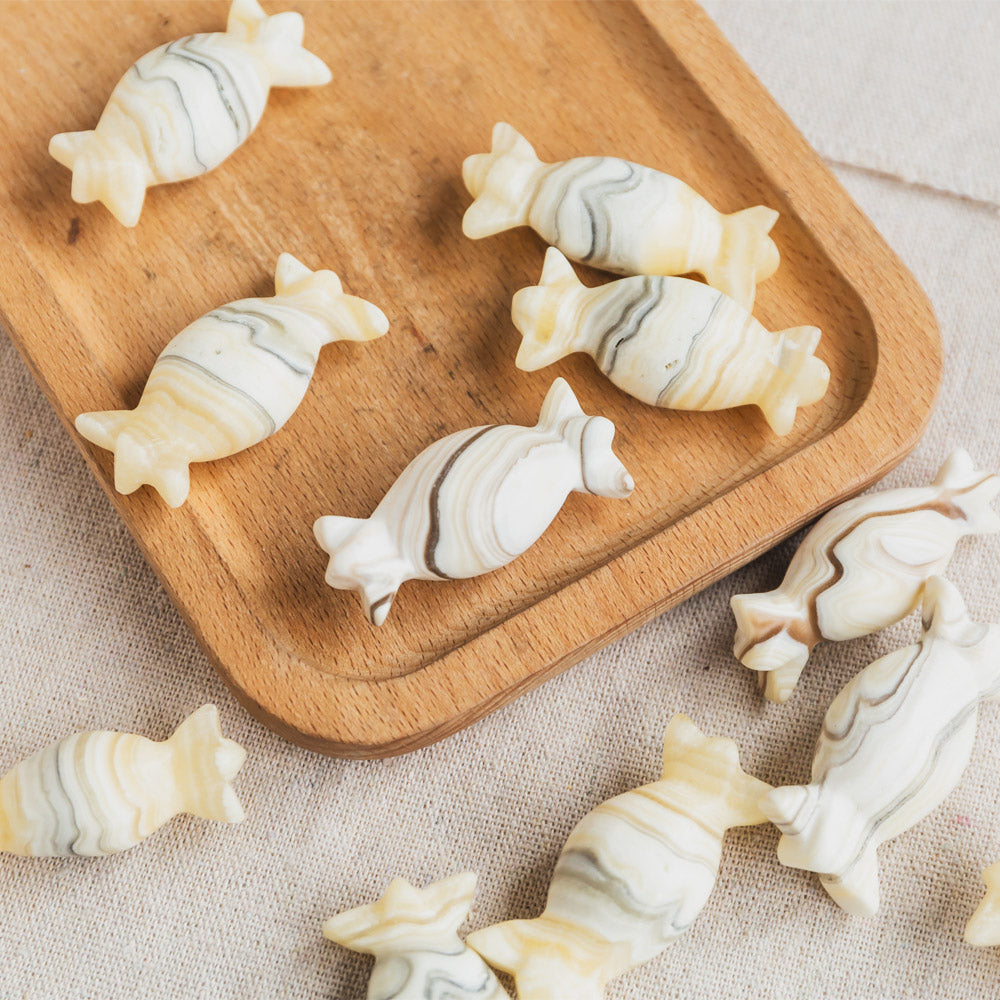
[0,705,245,857]
[512,247,828,435]
[732,449,1000,702]
[324,873,510,1000]
[49,0,331,226]
[966,863,1000,947]
[466,716,772,1000]
[462,122,780,310]
[75,253,388,508]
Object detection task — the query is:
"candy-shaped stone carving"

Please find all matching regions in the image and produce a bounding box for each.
[732,449,1000,702]
[965,863,1000,947]
[48,0,331,226]
[76,253,388,507]
[0,705,245,857]
[512,248,828,435]
[466,715,772,1000]
[314,378,633,626]
[323,873,510,1000]
[462,122,780,309]
[761,578,1000,917]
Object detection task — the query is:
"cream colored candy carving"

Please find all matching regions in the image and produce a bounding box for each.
[76,253,388,508]
[49,0,331,226]
[462,122,780,309]
[512,248,828,435]
[323,873,510,1000]
[761,578,1000,917]
[0,705,245,857]
[732,449,1000,702]
[314,378,633,626]
[965,863,1000,947]
[466,715,772,1000]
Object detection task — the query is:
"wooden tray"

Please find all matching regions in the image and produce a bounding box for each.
[0,1,940,757]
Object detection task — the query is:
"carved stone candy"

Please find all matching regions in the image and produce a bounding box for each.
[732,449,1000,702]
[462,122,780,309]
[314,378,633,626]
[512,247,828,435]
[323,873,510,1000]
[965,863,1000,947]
[0,705,245,857]
[49,0,331,226]
[761,578,1000,916]
[466,715,772,1000]
[76,253,388,507]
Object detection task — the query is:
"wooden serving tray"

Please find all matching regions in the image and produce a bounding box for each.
[0,1,940,757]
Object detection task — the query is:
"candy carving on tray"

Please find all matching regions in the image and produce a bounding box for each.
[731,449,1000,702]
[760,578,1000,916]
[512,247,829,435]
[314,378,633,625]
[324,873,510,1000]
[462,122,779,309]
[48,0,331,226]
[75,253,388,508]
[0,705,244,857]
[466,715,772,999]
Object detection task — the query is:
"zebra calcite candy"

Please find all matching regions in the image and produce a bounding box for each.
[0,705,245,857]
[314,378,633,626]
[761,578,1000,917]
[732,449,1000,702]
[512,248,828,435]
[76,253,388,507]
[49,0,331,226]
[462,122,780,309]
[965,863,1000,947]
[466,715,772,1000]
[323,873,510,1000]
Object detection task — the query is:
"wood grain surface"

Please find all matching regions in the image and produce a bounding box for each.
[0,1,940,756]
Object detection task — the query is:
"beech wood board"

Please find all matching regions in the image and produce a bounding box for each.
[0,1,941,757]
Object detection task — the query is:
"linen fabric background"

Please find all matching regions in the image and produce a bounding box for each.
[1,2,999,997]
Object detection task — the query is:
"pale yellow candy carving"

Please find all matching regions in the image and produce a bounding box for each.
[75,253,388,508]
[732,449,1000,703]
[463,122,780,309]
[966,862,1000,947]
[323,873,510,1000]
[466,715,772,1000]
[49,0,331,226]
[761,578,1000,917]
[0,705,245,857]
[512,247,828,435]
[314,378,633,626]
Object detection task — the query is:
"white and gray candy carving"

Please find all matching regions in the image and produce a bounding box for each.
[761,577,1000,916]
[314,378,634,625]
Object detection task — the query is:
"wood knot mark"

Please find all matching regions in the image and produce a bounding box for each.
[67,217,81,245]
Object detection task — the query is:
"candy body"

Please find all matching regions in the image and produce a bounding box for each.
[0,705,245,857]
[48,0,331,225]
[314,378,633,625]
[761,578,1000,916]
[466,716,771,1000]
[324,873,509,1000]
[463,123,780,309]
[75,253,388,507]
[513,248,828,435]
[966,863,1000,947]
[732,449,1000,702]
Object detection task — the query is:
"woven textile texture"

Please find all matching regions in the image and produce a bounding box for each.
[1,2,999,998]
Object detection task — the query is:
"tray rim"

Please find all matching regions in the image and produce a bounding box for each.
[0,0,941,757]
